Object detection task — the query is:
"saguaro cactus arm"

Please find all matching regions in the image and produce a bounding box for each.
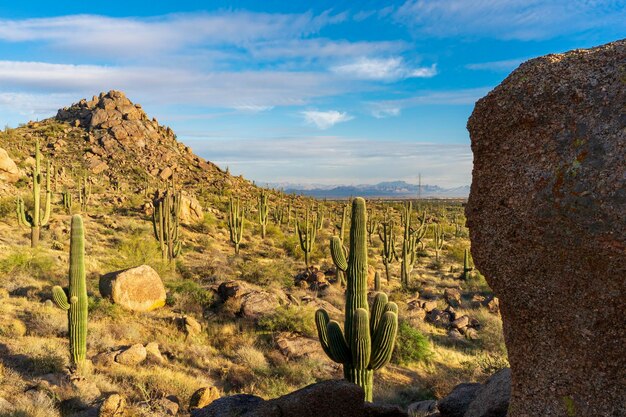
[52,286,70,311]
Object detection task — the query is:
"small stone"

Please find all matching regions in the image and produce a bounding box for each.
[189,386,221,410]
[99,393,126,417]
[145,342,167,365]
[155,397,179,415]
[115,344,147,366]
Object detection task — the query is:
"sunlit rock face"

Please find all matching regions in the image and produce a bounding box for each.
[466,39,625,417]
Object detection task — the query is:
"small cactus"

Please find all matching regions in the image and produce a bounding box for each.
[16,139,52,247]
[378,212,397,283]
[461,248,473,280]
[296,206,316,267]
[52,215,88,369]
[152,186,182,261]
[433,223,445,263]
[228,196,244,254]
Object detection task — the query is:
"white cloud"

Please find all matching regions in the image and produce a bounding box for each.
[232,105,274,113]
[371,106,401,119]
[0,61,344,109]
[0,12,346,58]
[301,110,353,129]
[184,135,472,187]
[332,57,436,81]
[395,0,626,40]
[465,58,528,71]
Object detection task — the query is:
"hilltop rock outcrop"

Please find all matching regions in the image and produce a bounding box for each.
[467,39,625,416]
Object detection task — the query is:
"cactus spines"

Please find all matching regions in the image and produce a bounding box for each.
[296,206,316,266]
[316,197,398,402]
[16,139,52,247]
[433,223,445,263]
[52,215,88,369]
[461,248,473,280]
[152,187,182,261]
[258,190,269,238]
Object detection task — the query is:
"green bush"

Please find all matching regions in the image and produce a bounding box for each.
[257,305,316,337]
[0,196,15,219]
[0,249,55,280]
[392,321,432,365]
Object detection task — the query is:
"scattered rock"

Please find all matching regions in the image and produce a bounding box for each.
[145,342,167,365]
[99,265,166,312]
[447,328,464,341]
[466,40,626,416]
[155,397,179,416]
[485,297,499,315]
[240,290,287,320]
[422,300,438,313]
[99,393,126,417]
[92,351,119,367]
[425,309,451,328]
[295,267,329,290]
[443,289,461,308]
[464,368,511,417]
[191,394,262,417]
[275,333,324,360]
[189,386,221,410]
[179,193,204,224]
[115,344,147,366]
[437,383,481,417]
[451,315,470,329]
[217,280,253,301]
[181,315,202,338]
[407,400,438,417]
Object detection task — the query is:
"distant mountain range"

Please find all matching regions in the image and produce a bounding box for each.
[261,181,470,199]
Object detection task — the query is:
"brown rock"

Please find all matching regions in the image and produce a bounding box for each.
[217,280,253,301]
[437,383,481,417]
[99,265,166,312]
[422,300,438,313]
[240,290,286,320]
[466,40,626,417]
[159,167,173,180]
[425,309,450,328]
[179,193,204,224]
[464,368,511,417]
[275,333,324,360]
[189,386,221,410]
[99,393,126,417]
[145,342,167,365]
[156,397,179,416]
[115,344,147,366]
[443,288,461,307]
[182,315,202,338]
[0,148,19,183]
[451,315,470,329]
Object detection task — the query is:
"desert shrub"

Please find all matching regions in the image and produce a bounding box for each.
[234,346,269,373]
[5,391,61,417]
[237,258,292,287]
[166,280,215,314]
[257,305,316,337]
[0,196,15,219]
[103,232,167,276]
[392,321,433,365]
[88,296,125,321]
[446,241,470,265]
[0,249,55,280]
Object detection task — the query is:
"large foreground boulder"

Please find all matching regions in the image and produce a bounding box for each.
[191,380,407,417]
[99,265,166,312]
[466,40,625,416]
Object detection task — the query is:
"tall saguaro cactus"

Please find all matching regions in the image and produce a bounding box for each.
[400,202,427,288]
[152,187,182,262]
[335,204,348,244]
[52,215,88,369]
[296,206,316,267]
[228,196,245,254]
[461,248,473,280]
[79,175,91,212]
[16,139,52,247]
[378,217,397,283]
[316,197,398,402]
[433,223,445,263]
[258,190,269,239]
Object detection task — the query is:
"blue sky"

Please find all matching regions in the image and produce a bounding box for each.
[0,1,623,187]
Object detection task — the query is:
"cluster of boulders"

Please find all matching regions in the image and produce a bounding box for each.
[294,266,334,290]
[407,288,493,341]
[409,368,511,417]
[93,342,167,367]
[217,280,290,320]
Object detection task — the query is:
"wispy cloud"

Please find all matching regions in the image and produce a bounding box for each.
[465,57,528,71]
[184,135,472,187]
[368,87,491,116]
[301,110,353,129]
[395,0,626,40]
[0,61,344,109]
[332,57,436,81]
[0,12,346,58]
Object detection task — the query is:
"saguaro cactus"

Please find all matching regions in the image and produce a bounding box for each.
[366,210,377,244]
[52,215,88,369]
[228,196,245,254]
[152,187,182,261]
[296,206,316,267]
[400,202,427,288]
[335,204,348,244]
[62,188,73,214]
[79,175,91,212]
[316,197,398,402]
[258,190,269,239]
[16,139,52,247]
[461,248,473,280]
[378,217,397,283]
[433,223,445,263]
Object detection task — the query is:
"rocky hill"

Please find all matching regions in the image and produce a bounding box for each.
[0,90,261,200]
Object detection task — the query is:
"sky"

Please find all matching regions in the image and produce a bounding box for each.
[0,1,623,187]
